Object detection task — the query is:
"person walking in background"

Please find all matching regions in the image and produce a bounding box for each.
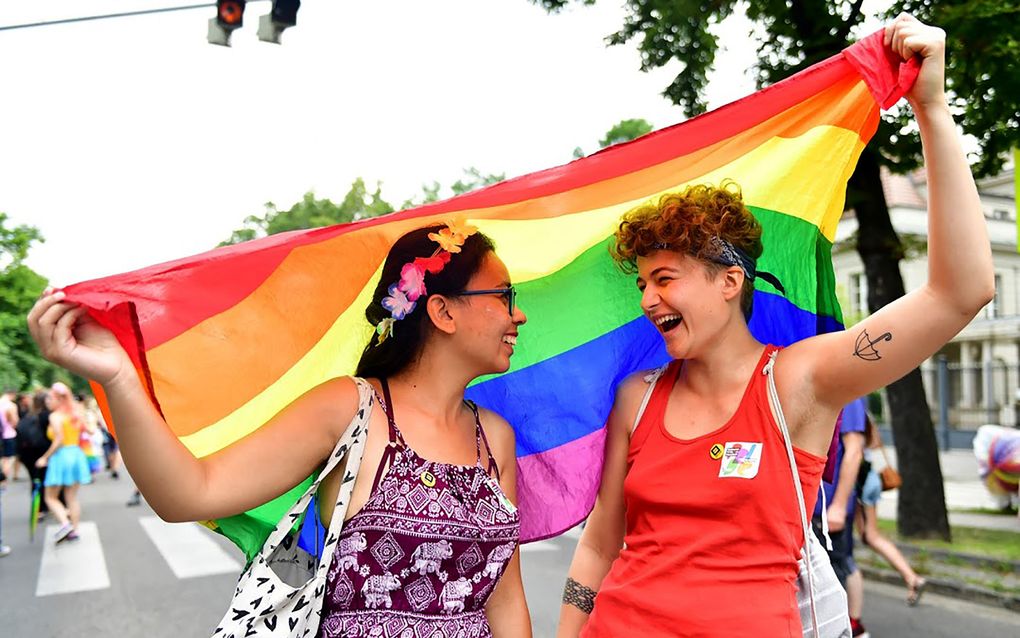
[856,413,927,606]
[80,403,104,476]
[35,382,92,543]
[1,388,20,486]
[85,396,121,479]
[814,398,869,637]
[17,393,32,419]
[16,392,54,516]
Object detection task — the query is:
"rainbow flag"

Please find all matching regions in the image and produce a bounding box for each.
[65,31,917,559]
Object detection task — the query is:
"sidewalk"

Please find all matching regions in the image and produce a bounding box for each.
[874,446,1019,532]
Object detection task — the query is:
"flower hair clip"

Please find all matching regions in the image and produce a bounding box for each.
[375,219,478,343]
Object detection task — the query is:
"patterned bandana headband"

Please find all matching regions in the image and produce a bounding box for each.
[655,237,786,295]
[375,219,479,343]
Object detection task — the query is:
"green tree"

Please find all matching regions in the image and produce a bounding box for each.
[0,213,67,391]
[599,118,654,148]
[402,167,507,208]
[220,179,395,246]
[575,118,655,158]
[531,0,1020,539]
[223,169,509,246]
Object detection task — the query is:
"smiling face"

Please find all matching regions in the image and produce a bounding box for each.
[448,253,527,375]
[636,250,739,360]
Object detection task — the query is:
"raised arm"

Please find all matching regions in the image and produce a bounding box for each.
[786,16,994,438]
[557,372,644,637]
[27,290,357,522]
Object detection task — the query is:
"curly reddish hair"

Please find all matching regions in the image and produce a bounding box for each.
[611,181,763,319]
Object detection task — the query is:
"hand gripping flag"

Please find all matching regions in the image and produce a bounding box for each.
[65,31,918,560]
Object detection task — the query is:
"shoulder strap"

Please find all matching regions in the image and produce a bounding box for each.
[257,378,373,563]
[879,442,895,469]
[379,378,405,446]
[630,364,669,434]
[762,351,821,638]
[467,401,500,480]
[371,378,406,492]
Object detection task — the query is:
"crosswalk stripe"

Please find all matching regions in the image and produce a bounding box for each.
[36,522,111,597]
[138,516,241,579]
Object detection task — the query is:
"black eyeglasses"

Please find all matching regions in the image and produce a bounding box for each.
[452,286,516,316]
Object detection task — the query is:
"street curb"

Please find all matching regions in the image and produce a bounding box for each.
[859,565,1020,613]
[890,540,1020,573]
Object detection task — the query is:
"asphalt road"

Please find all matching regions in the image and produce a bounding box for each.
[2,472,1017,637]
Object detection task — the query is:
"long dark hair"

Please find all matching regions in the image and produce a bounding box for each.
[355,224,495,379]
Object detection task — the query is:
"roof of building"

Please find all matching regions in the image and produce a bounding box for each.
[881,166,927,209]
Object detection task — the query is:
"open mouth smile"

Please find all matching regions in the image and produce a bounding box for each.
[653,314,683,333]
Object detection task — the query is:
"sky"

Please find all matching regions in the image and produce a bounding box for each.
[0,1,885,285]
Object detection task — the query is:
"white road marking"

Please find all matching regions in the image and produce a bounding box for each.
[138,516,241,579]
[36,522,111,596]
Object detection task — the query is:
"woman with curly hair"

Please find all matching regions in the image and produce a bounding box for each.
[558,15,992,637]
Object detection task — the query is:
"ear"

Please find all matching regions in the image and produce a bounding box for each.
[720,265,745,302]
[425,295,457,335]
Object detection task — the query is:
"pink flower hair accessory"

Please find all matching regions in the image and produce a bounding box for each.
[374,219,478,343]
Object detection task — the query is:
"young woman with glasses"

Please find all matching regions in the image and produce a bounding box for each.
[28,223,532,638]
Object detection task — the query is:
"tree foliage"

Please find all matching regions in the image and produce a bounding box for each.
[220,179,394,246]
[0,213,79,392]
[574,118,655,158]
[888,0,1020,176]
[599,118,655,148]
[534,0,1019,175]
[402,167,507,209]
[222,169,507,246]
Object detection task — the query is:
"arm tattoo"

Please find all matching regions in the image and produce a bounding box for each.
[853,329,892,361]
[562,577,597,614]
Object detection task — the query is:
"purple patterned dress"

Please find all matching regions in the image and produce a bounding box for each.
[319,380,520,638]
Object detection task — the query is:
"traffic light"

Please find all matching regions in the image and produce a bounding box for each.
[257,0,301,44]
[208,0,246,47]
[217,0,246,28]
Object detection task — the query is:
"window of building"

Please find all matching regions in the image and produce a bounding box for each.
[984,273,1002,319]
[849,272,868,316]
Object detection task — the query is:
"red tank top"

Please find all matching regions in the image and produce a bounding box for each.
[582,346,826,638]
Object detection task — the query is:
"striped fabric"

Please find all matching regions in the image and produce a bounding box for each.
[66,31,917,559]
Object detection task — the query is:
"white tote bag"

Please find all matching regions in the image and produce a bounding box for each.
[763,352,852,638]
[212,377,373,638]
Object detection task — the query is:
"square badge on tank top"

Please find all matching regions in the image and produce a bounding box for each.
[716,441,764,479]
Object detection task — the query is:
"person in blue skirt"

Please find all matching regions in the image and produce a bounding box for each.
[36,383,91,543]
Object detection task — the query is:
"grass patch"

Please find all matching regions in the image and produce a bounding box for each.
[962,577,1020,595]
[877,519,1020,562]
[950,506,1018,516]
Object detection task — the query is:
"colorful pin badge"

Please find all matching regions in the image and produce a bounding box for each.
[709,443,724,460]
[421,471,437,487]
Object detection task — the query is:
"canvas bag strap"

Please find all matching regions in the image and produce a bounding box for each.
[630,365,668,434]
[259,377,373,556]
[763,350,821,638]
[313,377,374,575]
